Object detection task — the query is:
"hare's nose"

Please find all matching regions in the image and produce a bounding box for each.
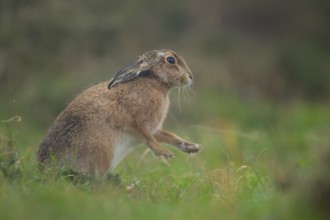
[189,75,193,80]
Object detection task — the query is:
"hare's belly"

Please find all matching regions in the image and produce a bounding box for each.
[110,133,138,169]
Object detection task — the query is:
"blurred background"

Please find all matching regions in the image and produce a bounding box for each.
[1,0,330,130]
[1,1,330,218]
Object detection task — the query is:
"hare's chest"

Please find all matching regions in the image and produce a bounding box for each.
[146,96,170,134]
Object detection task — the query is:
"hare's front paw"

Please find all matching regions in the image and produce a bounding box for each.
[179,142,203,154]
[154,147,175,159]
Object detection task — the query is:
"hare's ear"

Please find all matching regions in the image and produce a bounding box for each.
[108,60,150,89]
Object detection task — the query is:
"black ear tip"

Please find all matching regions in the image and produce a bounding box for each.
[108,82,113,89]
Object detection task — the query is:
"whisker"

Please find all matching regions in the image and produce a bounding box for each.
[177,87,182,113]
[182,86,188,103]
[188,82,196,97]
[186,87,190,102]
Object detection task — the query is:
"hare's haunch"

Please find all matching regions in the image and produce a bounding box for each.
[37,49,202,177]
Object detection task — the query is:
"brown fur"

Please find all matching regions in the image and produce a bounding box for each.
[37,49,202,177]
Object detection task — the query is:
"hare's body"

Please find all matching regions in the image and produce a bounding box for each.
[37,49,202,177]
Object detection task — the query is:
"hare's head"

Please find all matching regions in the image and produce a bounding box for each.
[108,49,193,89]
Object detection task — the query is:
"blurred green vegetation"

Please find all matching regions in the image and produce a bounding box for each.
[1,99,330,220]
[1,0,330,219]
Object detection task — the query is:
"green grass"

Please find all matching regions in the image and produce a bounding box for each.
[1,93,329,220]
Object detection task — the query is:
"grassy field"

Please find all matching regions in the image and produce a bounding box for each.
[1,90,329,220]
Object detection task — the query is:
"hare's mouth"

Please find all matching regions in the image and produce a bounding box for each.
[178,78,192,87]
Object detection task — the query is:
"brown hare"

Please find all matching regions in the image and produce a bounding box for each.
[37,49,202,178]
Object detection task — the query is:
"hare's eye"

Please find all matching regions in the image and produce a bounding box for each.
[166,56,176,64]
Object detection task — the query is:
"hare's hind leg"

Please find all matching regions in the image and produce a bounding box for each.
[154,129,202,154]
[75,141,112,178]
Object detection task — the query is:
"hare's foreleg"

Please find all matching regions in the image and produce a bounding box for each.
[133,125,174,159]
[154,129,202,154]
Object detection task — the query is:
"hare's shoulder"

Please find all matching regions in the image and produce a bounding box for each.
[71,82,111,103]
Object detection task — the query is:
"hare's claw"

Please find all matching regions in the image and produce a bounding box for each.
[155,148,174,159]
